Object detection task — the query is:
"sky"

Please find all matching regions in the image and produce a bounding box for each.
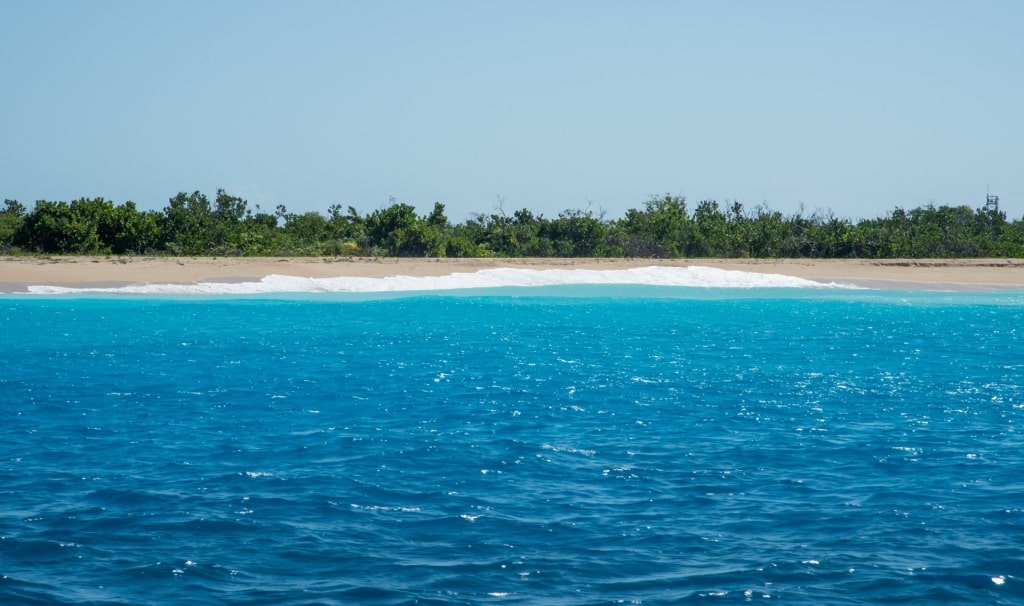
[2,1,1022,223]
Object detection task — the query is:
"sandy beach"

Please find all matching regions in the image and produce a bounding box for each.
[3,256,1024,292]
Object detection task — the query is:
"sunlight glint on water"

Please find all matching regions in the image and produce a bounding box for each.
[1,283,1023,604]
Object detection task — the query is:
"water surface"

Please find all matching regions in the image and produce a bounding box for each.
[2,285,1023,604]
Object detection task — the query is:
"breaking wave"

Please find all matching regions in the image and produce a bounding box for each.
[24,265,844,295]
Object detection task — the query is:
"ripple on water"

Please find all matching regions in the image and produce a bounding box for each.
[1,294,1023,604]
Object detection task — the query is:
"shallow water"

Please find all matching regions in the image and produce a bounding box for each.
[2,287,1023,604]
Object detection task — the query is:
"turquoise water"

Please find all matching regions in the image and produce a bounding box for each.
[2,287,1024,604]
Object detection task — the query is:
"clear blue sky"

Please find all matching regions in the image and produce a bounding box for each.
[2,1,1021,222]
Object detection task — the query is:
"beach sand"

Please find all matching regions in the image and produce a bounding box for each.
[2,256,1024,292]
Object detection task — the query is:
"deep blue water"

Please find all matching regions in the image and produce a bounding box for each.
[2,287,1024,604]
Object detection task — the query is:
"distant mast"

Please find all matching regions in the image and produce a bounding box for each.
[985,187,1000,213]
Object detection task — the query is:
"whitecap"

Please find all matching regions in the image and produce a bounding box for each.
[24,265,840,295]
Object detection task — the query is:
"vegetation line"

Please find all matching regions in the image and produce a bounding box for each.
[1,192,1020,258]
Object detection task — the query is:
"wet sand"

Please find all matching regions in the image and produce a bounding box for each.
[2,256,1024,292]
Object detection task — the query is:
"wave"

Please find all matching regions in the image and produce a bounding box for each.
[24,265,844,295]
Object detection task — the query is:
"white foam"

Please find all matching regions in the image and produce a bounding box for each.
[24,265,841,295]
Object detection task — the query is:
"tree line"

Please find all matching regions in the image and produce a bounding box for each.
[1,191,1022,258]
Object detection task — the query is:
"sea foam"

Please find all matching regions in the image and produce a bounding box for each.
[23,265,841,295]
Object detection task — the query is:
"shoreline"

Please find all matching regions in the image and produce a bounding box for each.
[3,256,1024,293]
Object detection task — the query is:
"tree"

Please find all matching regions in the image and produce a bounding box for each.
[691,200,732,257]
[281,211,330,254]
[618,194,691,257]
[546,208,607,257]
[161,191,214,255]
[14,199,104,253]
[0,199,26,250]
[804,210,855,258]
[207,189,253,253]
[105,202,161,254]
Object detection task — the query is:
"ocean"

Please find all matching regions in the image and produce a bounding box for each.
[2,267,1023,604]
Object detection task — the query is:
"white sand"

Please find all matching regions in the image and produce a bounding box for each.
[2,256,1024,292]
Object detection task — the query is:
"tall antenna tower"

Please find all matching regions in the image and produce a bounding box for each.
[985,187,1000,213]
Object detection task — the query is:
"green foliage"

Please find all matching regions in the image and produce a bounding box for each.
[106,203,162,254]
[690,200,733,257]
[359,201,483,257]
[616,194,691,257]
[14,199,102,253]
[161,191,214,255]
[801,210,854,258]
[463,208,550,257]
[1,199,26,251]
[546,209,608,257]
[6,188,1024,258]
[364,203,423,256]
[848,205,1009,258]
[11,198,161,254]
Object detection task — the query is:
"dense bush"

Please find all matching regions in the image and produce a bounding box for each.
[3,191,1022,258]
